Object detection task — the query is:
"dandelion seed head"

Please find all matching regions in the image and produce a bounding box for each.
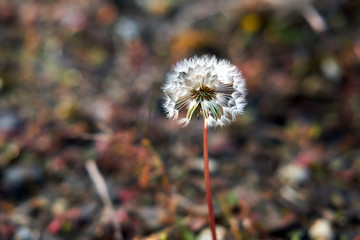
[162,55,247,127]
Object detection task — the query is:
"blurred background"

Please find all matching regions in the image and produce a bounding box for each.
[0,0,359,239]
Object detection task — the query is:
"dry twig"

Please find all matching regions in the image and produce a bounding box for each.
[85,160,123,240]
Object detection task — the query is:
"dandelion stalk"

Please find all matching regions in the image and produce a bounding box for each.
[203,118,217,240]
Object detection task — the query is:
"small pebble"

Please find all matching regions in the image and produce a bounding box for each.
[115,17,140,42]
[3,165,44,200]
[186,157,218,174]
[14,227,35,240]
[197,225,226,240]
[320,57,342,82]
[309,218,334,240]
[52,198,68,216]
[277,163,309,186]
[137,207,161,229]
[0,111,20,134]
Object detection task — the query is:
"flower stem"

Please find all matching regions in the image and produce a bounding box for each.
[203,120,217,240]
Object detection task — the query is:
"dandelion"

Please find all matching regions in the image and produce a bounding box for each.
[162,55,247,240]
[162,55,246,127]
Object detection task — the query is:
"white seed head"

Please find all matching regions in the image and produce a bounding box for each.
[162,55,247,127]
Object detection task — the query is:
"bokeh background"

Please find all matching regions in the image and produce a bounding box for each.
[0,0,359,239]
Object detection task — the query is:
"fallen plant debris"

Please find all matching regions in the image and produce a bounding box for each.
[1,0,360,239]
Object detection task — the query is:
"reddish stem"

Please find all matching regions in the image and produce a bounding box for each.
[203,120,217,240]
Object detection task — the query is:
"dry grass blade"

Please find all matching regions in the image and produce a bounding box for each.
[85,160,123,240]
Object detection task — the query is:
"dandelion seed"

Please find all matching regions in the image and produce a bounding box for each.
[162,55,246,127]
